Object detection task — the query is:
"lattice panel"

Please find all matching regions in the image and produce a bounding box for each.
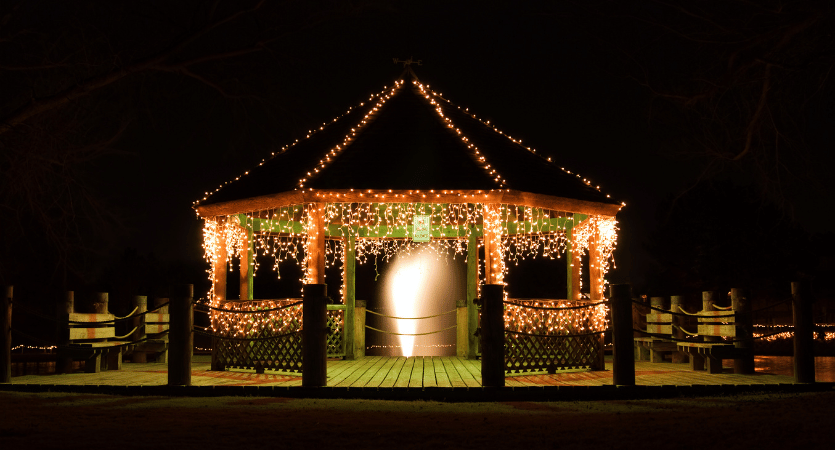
[211,300,347,372]
[326,309,345,358]
[505,332,603,372]
[503,299,608,373]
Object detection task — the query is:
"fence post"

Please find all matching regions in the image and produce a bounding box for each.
[132,296,147,363]
[649,296,666,363]
[303,284,327,387]
[353,300,366,359]
[168,284,193,386]
[56,291,74,374]
[456,299,468,358]
[481,284,504,388]
[670,295,688,363]
[792,280,815,383]
[1,286,11,383]
[610,283,635,386]
[731,288,755,374]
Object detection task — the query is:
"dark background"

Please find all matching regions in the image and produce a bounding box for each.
[2,0,833,316]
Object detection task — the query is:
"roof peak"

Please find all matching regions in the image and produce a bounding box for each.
[393,56,421,82]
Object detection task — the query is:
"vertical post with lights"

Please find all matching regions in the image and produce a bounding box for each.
[610,283,635,386]
[344,232,357,359]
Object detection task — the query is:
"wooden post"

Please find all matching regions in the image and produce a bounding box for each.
[467,230,479,359]
[701,291,720,372]
[481,284,504,388]
[306,203,326,284]
[588,229,603,300]
[154,297,169,363]
[132,296,147,363]
[731,288,755,374]
[303,284,327,387]
[239,227,253,300]
[1,286,11,383]
[565,223,579,301]
[792,280,815,383]
[93,292,108,314]
[344,232,357,359]
[670,295,688,363]
[482,204,503,285]
[610,283,635,386]
[354,300,366,359]
[456,299,468,357]
[168,284,193,386]
[213,218,228,304]
[648,296,666,363]
[56,291,74,374]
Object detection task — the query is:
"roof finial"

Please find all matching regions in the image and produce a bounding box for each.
[393,56,421,82]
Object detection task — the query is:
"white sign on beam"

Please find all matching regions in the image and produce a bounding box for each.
[412,214,431,242]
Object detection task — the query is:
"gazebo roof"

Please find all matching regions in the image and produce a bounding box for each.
[195,78,621,217]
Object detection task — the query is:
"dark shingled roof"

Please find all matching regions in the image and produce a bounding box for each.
[198,79,618,207]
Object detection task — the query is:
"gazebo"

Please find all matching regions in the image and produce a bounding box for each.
[194,69,622,370]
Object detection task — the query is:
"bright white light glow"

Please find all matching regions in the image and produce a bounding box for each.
[383,245,462,357]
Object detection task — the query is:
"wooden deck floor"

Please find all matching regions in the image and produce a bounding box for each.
[7,356,797,388]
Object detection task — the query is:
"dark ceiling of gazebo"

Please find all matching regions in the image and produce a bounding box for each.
[198,79,619,208]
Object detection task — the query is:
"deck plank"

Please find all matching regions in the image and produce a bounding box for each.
[348,356,388,387]
[433,357,453,387]
[410,357,425,388]
[377,356,406,388]
[394,357,414,388]
[422,357,437,387]
[330,356,379,387]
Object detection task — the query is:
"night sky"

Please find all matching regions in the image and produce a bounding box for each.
[2,1,833,302]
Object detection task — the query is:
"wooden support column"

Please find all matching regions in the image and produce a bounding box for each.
[239,226,253,301]
[481,284,505,388]
[307,203,326,284]
[132,296,147,363]
[670,295,688,363]
[649,296,667,363]
[56,291,74,374]
[482,204,503,285]
[588,227,603,300]
[566,224,581,301]
[792,280,815,383]
[610,283,635,386]
[354,300,366,359]
[90,292,108,372]
[213,218,228,304]
[456,299,468,357]
[466,230,479,359]
[731,288,755,374]
[168,284,193,386]
[303,284,327,387]
[344,232,357,359]
[1,286,11,383]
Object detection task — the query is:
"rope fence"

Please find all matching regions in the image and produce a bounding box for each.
[365,309,456,320]
[365,324,457,336]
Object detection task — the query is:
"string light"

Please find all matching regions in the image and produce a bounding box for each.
[504,300,609,335]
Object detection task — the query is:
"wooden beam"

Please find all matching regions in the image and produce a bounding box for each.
[239,227,253,300]
[195,189,622,218]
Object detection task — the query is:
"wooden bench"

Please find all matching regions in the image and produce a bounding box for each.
[634,296,688,363]
[126,296,169,363]
[59,299,137,373]
[675,291,754,374]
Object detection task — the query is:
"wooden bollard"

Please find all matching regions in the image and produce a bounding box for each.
[303,284,328,387]
[481,284,505,388]
[456,299,468,358]
[353,300,366,359]
[670,295,688,363]
[731,288,755,374]
[132,296,148,363]
[168,285,193,386]
[792,280,815,383]
[610,283,635,386]
[649,296,666,363]
[1,286,11,383]
[93,292,109,314]
[56,291,74,374]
